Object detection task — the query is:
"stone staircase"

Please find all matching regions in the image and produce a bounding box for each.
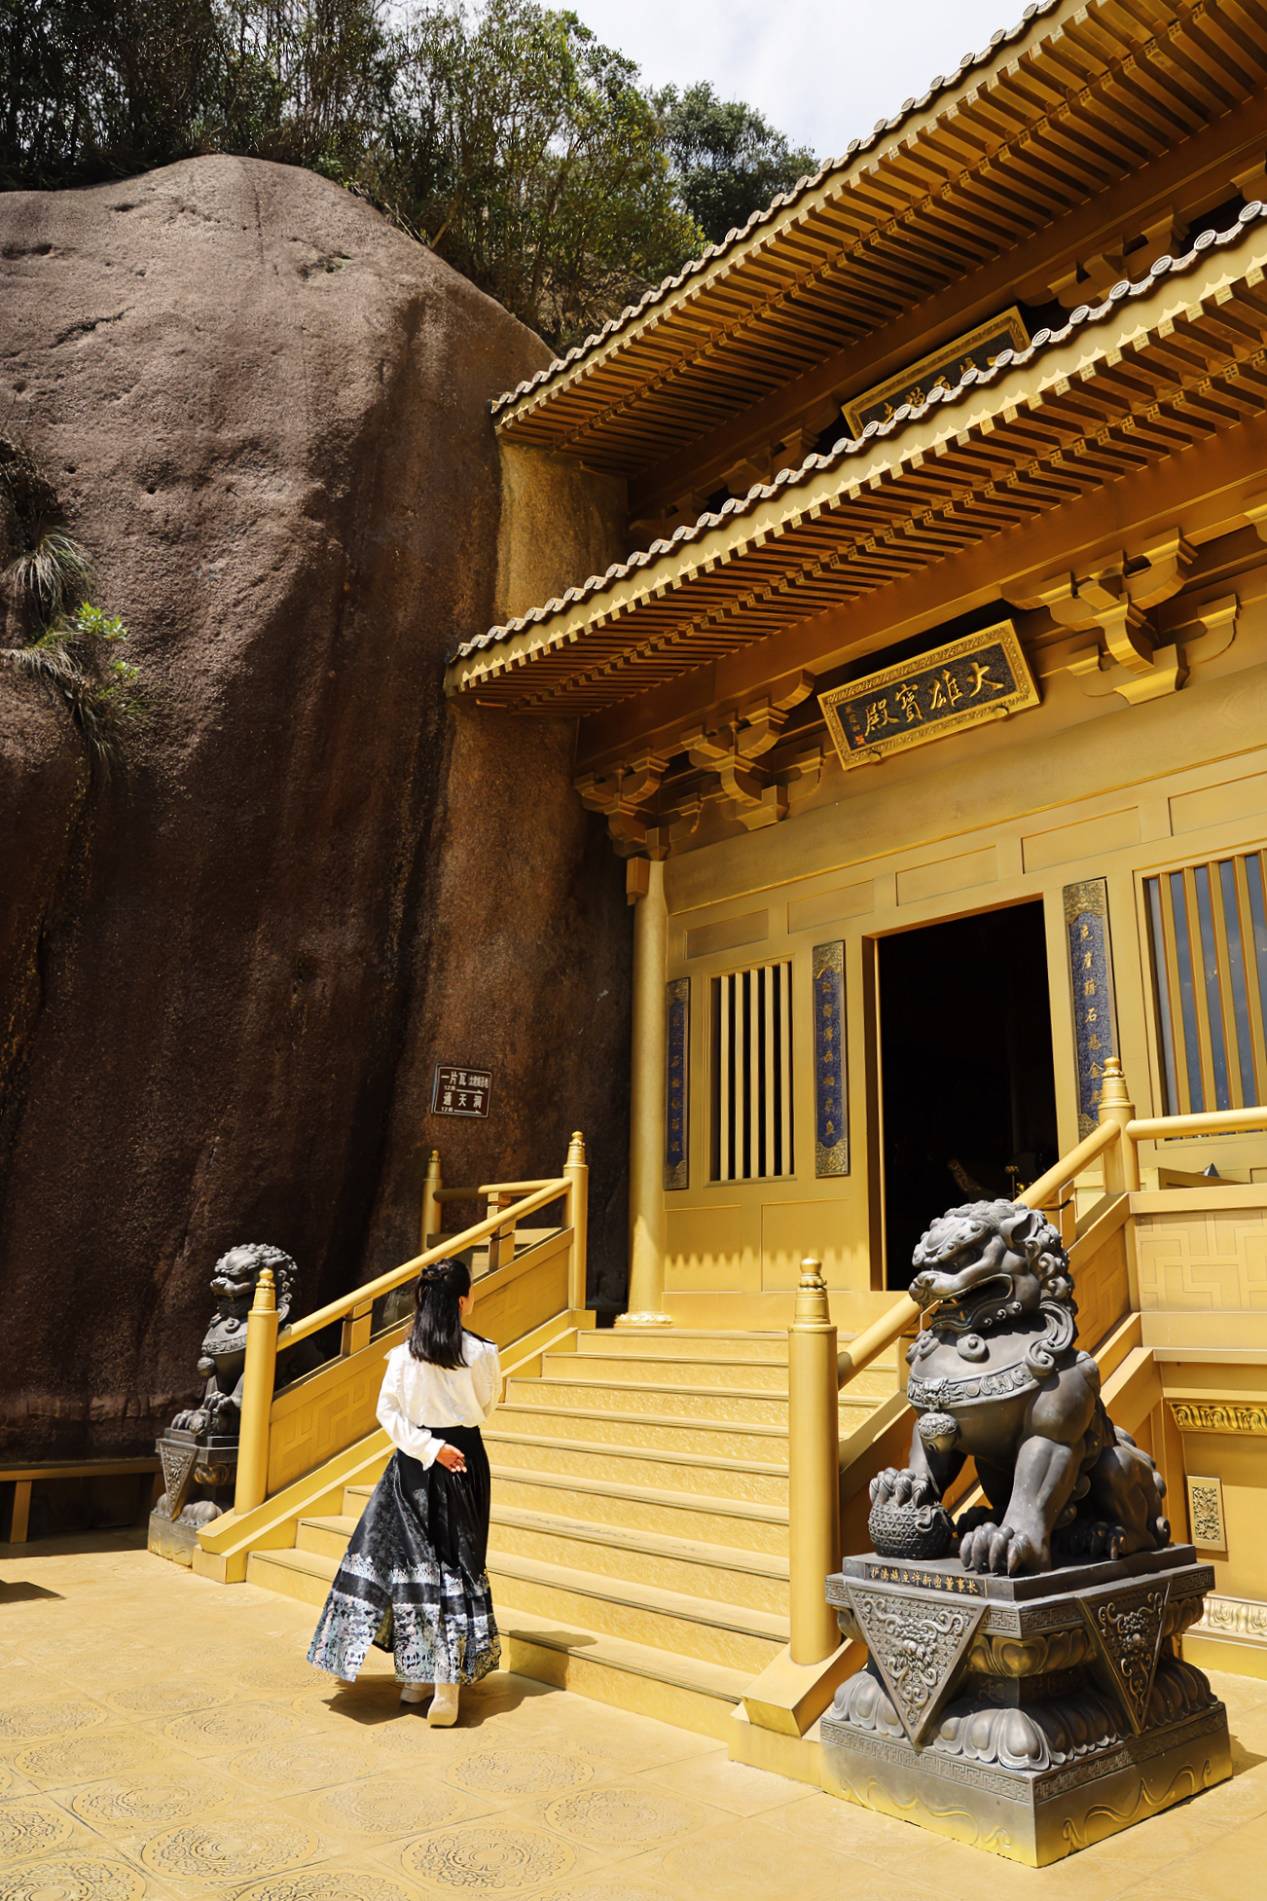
[248,1326,896,1738]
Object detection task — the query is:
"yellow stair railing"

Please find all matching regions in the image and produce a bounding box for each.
[230,1133,589,1520]
[785,1062,1267,1669]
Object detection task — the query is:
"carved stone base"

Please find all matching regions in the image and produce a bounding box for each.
[147,1506,200,1566]
[821,1547,1231,1866]
[148,1429,236,1565]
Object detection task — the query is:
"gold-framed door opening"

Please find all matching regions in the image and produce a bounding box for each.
[869,898,1060,1291]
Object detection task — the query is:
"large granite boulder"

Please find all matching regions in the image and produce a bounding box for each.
[0,157,630,1460]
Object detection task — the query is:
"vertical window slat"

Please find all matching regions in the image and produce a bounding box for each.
[709,959,794,1182]
[782,960,794,1175]
[1182,865,1218,1112]
[1209,860,1245,1109]
[1235,855,1267,1092]
[1156,871,1194,1113]
[764,965,776,1180]
[1146,878,1180,1114]
[1148,849,1267,1117]
[719,974,733,1183]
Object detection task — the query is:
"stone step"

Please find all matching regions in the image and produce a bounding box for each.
[248,1545,342,1609]
[297,1503,788,1613]
[576,1329,788,1364]
[244,1539,753,1740]
[512,1373,882,1424]
[547,1350,793,1392]
[487,1507,788,1615]
[483,1467,787,1556]
[296,1513,359,1562]
[482,1428,786,1503]
[493,1401,785,1462]
[499,1607,752,1742]
[506,1376,787,1427]
[486,1551,786,1675]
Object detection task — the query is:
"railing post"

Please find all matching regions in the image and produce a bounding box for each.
[788,1257,840,1665]
[234,1267,279,1515]
[421,1147,442,1253]
[1099,1056,1140,1193]
[485,1191,516,1272]
[340,1302,373,1358]
[564,1130,589,1312]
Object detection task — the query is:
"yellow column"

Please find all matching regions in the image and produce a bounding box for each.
[234,1267,279,1515]
[421,1147,442,1253]
[564,1130,590,1312]
[1099,1056,1140,1192]
[788,1258,841,1664]
[618,855,671,1327]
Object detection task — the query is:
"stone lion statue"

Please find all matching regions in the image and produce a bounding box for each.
[869,1200,1169,1576]
[170,1243,297,1439]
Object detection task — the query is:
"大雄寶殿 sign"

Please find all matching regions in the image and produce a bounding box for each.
[819,621,1039,772]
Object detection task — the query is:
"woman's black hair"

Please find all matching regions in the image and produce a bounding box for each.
[408,1256,472,1368]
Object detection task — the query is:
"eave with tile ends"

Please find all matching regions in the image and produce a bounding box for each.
[446,206,1267,714]
[488,0,1267,476]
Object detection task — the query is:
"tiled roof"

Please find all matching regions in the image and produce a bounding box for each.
[489,0,1063,421]
[453,201,1267,670]
[484,0,1267,482]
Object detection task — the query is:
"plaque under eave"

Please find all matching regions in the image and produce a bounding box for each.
[820,621,1039,773]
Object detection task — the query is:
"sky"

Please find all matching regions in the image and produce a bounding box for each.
[568,0,1022,161]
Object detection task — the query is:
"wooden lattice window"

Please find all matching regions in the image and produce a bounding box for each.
[710,961,794,1182]
[1144,848,1267,1114]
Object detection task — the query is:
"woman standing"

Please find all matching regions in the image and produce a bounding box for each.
[308,1257,502,1725]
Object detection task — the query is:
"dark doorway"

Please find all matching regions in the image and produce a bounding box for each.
[877,901,1059,1290]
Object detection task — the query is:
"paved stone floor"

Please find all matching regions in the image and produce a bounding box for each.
[3,1535,1267,1899]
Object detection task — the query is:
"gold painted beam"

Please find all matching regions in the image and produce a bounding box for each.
[450,213,1267,714]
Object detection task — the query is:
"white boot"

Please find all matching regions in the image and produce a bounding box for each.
[399,1682,431,1706]
[428,1681,459,1726]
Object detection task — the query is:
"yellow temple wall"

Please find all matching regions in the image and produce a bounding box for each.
[658,587,1267,1318]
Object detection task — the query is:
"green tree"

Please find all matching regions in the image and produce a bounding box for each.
[0,1,394,187]
[1,1,815,347]
[370,2,702,345]
[656,81,816,247]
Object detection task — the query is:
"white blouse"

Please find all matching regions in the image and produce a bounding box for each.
[376,1334,502,1469]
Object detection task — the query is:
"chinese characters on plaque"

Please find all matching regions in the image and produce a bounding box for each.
[1062,879,1120,1138]
[665,978,690,1190]
[840,308,1030,437]
[819,622,1039,772]
[813,942,848,1177]
[431,1065,492,1118]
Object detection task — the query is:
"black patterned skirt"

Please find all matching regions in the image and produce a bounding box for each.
[307,1427,500,1685]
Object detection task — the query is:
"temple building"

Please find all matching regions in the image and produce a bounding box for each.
[448,0,1267,1328]
[136,0,1267,1835]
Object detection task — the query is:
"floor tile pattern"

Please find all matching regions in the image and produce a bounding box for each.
[3,1535,1267,1898]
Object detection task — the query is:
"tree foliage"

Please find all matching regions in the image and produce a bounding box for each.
[1,0,816,347]
[656,82,816,248]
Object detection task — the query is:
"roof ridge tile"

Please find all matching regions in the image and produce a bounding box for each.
[488,0,1063,421]
[454,199,1264,666]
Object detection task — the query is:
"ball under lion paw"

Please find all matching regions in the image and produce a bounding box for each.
[869,1491,955,1560]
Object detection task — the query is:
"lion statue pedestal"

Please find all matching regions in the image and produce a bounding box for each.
[148,1243,297,1566]
[821,1199,1230,1865]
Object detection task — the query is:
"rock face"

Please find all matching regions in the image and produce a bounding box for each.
[0,157,631,1460]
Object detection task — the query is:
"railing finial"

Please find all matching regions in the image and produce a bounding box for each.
[250,1266,277,1315]
[793,1256,831,1328]
[1098,1054,1130,1112]
[567,1130,587,1162]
